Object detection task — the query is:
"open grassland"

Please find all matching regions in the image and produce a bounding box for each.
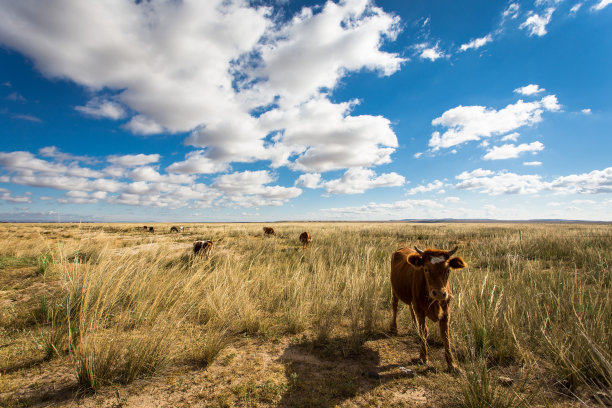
[0,222,610,407]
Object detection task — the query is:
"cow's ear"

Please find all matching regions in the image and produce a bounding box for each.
[407,254,424,267]
[448,256,467,269]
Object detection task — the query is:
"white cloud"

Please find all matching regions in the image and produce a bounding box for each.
[444,196,460,202]
[0,0,404,176]
[415,42,446,61]
[551,167,612,194]
[429,94,560,150]
[503,3,520,19]
[523,161,542,166]
[501,132,520,142]
[107,154,160,167]
[570,3,583,14]
[514,84,545,95]
[520,8,555,37]
[316,167,405,195]
[321,199,443,218]
[75,98,126,120]
[123,115,165,135]
[295,173,322,189]
[454,167,612,195]
[259,97,398,172]
[456,168,495,180]
[459,34,493,51]
[0,188,31,203]
[213,170,301,207]
[455,171,547,195]
[483,141,544,160]
[128,166,195,185]
[38,146,97,164]
[581,108,592,114]
[254,0,404,106]
[591,0,612,11]
[58,190,107,204]
[406,180,444,195]
[166,150,230,175]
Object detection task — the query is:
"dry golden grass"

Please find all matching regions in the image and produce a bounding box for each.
[0,222,610,407]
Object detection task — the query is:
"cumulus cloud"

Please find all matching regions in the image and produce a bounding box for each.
[415,42,446,61]
[75,98,126,120]
[483,141,544,160]
[315,167,405,194]
[550,167,612,194]
[581,108,591,114]
[166,150,230,175]
[295,173,322,189]
[39,146,97,164]
[455,167,612,195]
[523,161,542,166]
[253,0,404,106]
[0,148,303,209]
[0,188,31,203]
[514,84,545,95]
[406,180,444,195]
[459,34,493,51]
[107,153,160,167]
[259,97,398,172]
[0,0,404,176]
[455,170,547,195]
[429,94,560,150]
[213,170,302,207]
[57,190,107,204]
[520,8,555,37]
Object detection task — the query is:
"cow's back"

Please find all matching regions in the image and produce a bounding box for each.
[391,248,421,305]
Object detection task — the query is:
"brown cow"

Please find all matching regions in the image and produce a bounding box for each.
[263,227,276,236]
[299,231,312,248]
[390,246,467,371]
[148,226,154,233]
[193,240,214,257]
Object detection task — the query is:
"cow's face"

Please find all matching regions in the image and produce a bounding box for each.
[408,248,467,301]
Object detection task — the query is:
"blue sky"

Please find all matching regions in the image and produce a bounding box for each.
[0,0,610,222]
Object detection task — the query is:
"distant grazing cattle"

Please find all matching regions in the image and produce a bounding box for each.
[263,227,276,236]
[148,227,154,233]
[299,232,312,249]
[170,226,179,233]
[193,240,213,257]
[143,226,148,231]
[179,226,184,232]
[390,246,467,371]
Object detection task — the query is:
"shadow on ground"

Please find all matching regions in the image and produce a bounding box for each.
[276,334,425,408]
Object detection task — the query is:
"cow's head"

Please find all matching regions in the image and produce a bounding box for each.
[407,246,467,301]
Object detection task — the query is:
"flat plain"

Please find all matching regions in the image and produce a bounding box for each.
[0,222,610,407]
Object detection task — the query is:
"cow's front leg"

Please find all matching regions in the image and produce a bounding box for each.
[439,315,458,371]
[417,312,428,364]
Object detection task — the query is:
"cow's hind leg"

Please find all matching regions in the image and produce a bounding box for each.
[390,292,399,335]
